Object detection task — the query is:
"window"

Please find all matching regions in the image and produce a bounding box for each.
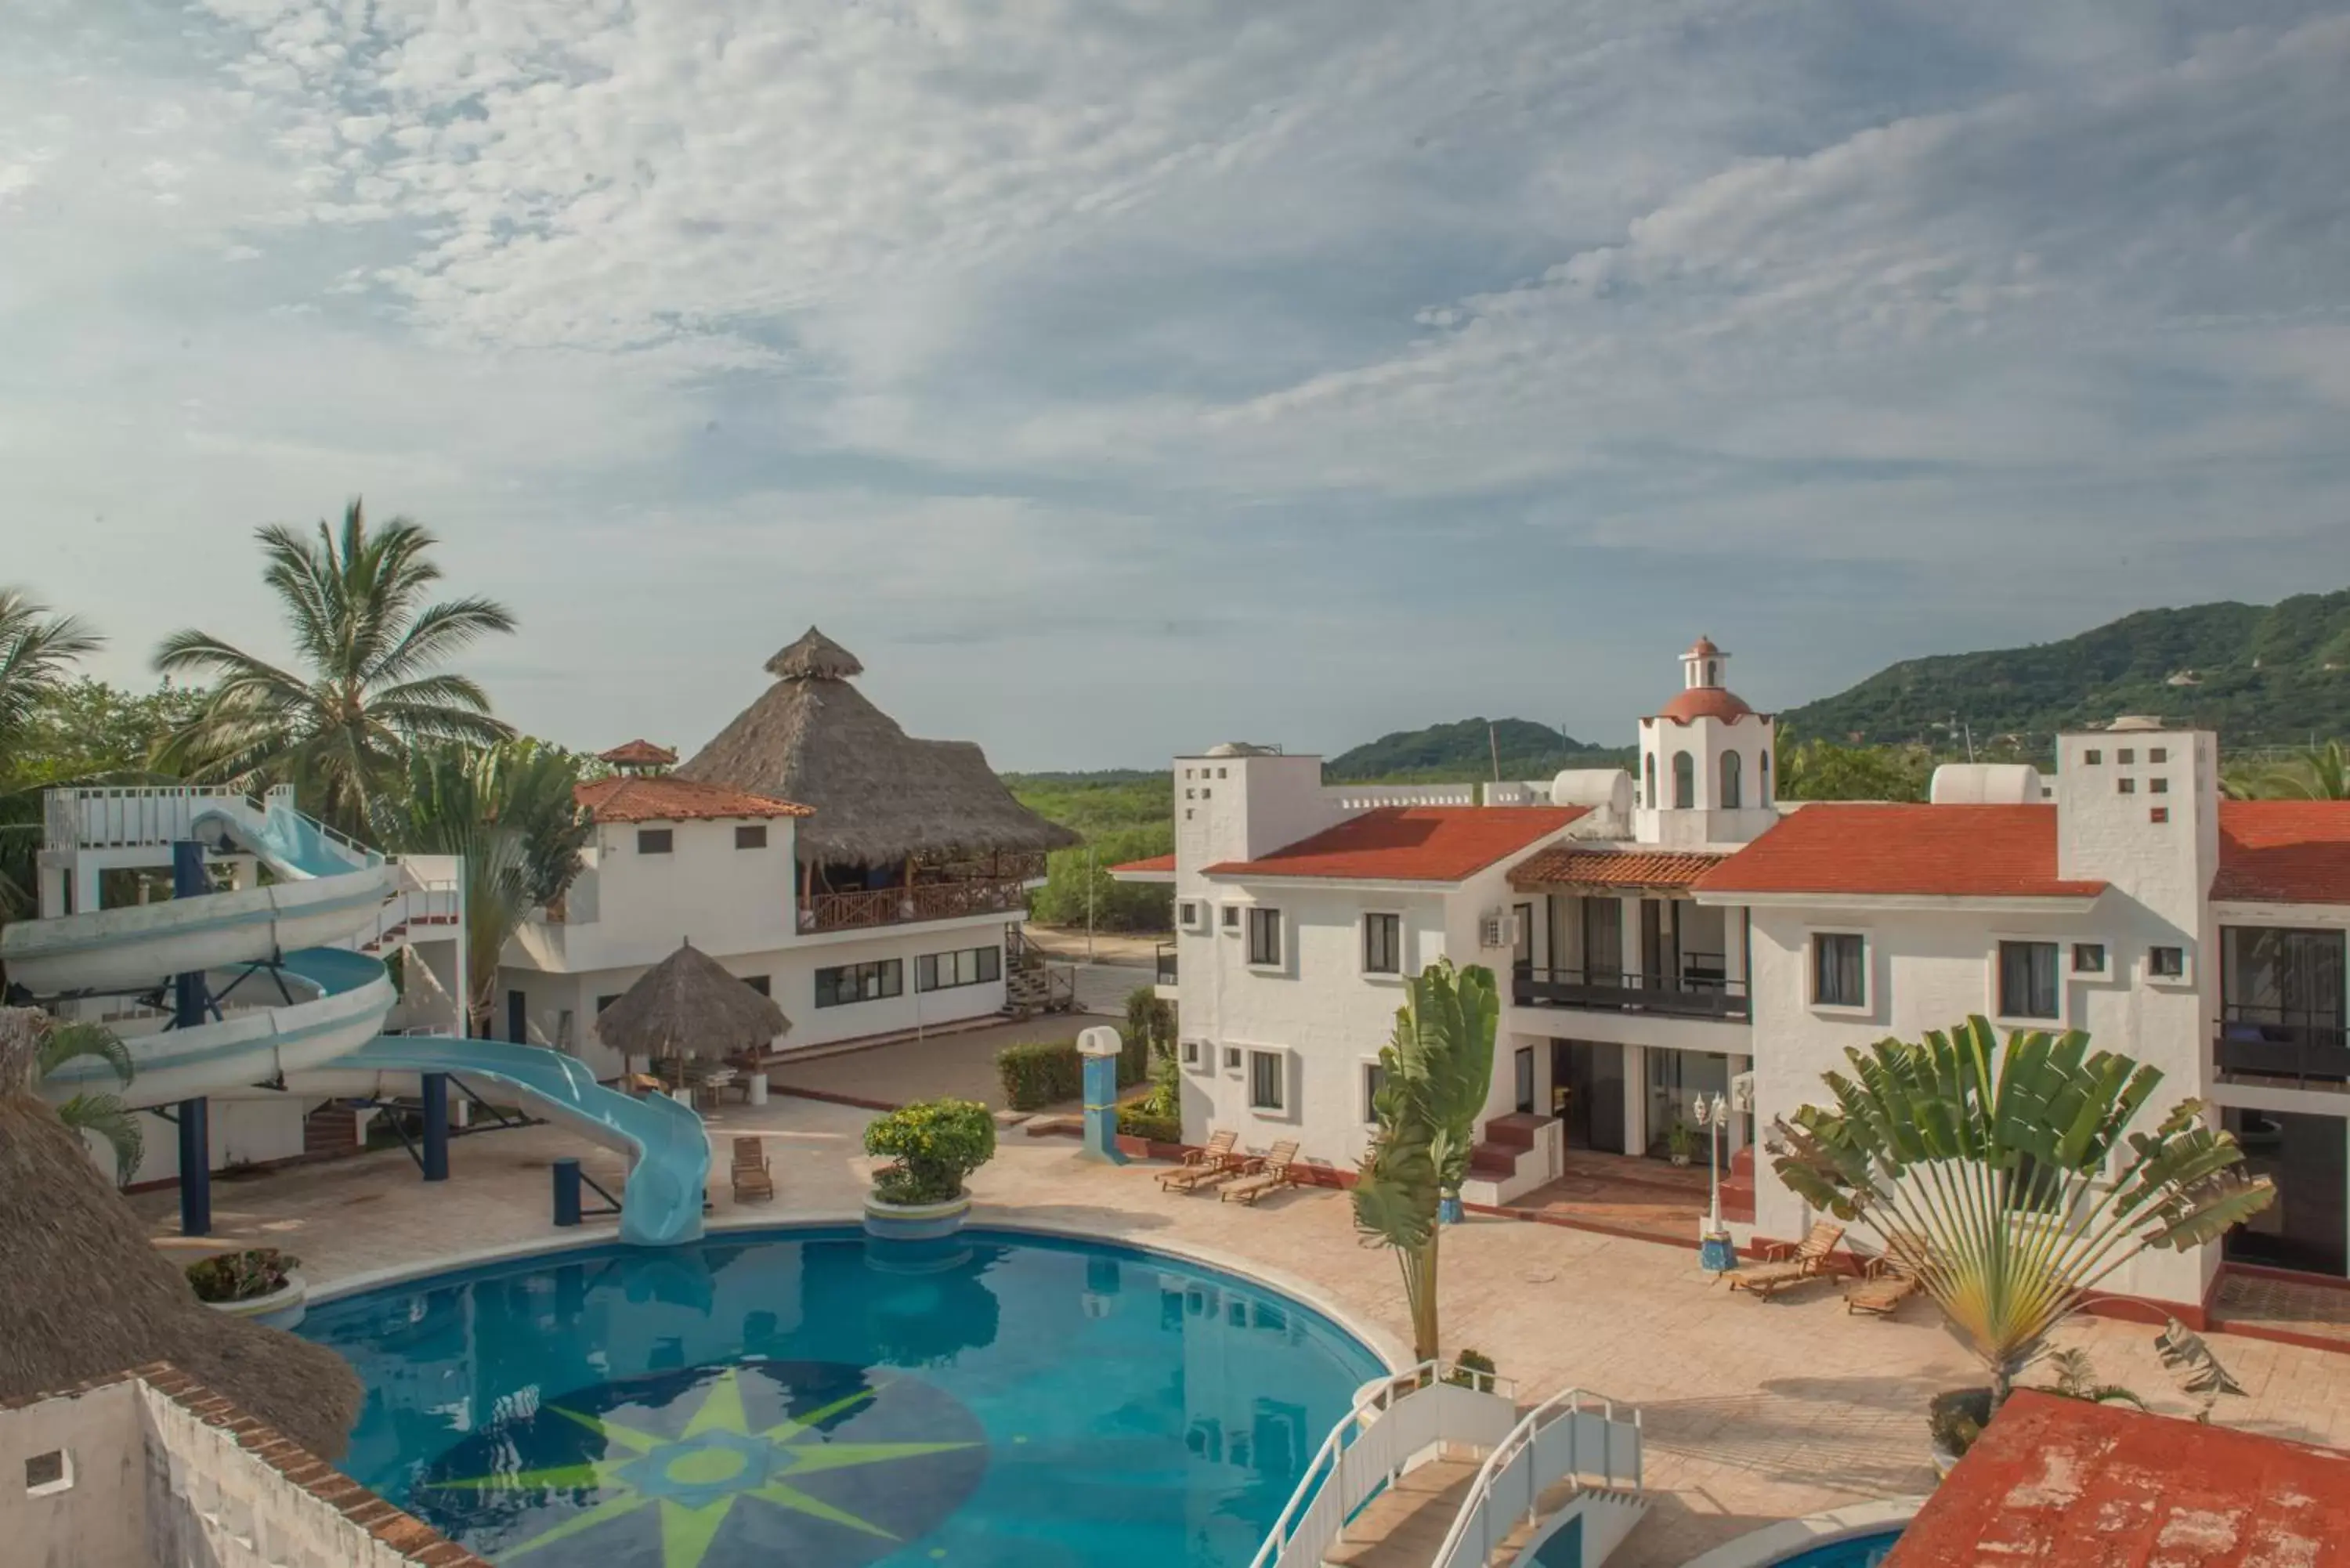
[1643,753,1657,808]
[2072,943,2107,976]
[1247,907,1283,967]
[814,959,903,1008]
[1363,1061,1387,1124]
[2149,777,2169,794]
[637,828,674,854]
[1178,900,1202,930]
[595,993,620,1013]
[1180,1038,1204,1068]
[1222,906,1242,931]
[1813,934,1866,1008]
[2149,747,2168,764]
[1224,1045,1243,1071]
[1998,941,2060,1020]
[1363,912,1401,974]
[742,974,771,997]
[2084,749,2102,764]
[1720,750,1743,809]
[917,945,1002,992]
[734,824,768,850]
[2150,807,2170,824]
[1759,750,1772,804]
[2118,748,2135,765]
[1705,659,1718,685]
[1248,1050,1286,1113]
[2149,945,2186,980]
[24,1449,70,1497]
[1672,752,1695,810]
[2117,778,2136,794]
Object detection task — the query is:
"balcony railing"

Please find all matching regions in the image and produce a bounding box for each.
[1156,943,1178,987]
[802,875,1032,935]
[1512,963,1750,1022]
[2216,1007,2350,1087]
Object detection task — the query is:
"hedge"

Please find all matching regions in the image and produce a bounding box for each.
[1116,1104,1184,1143]
[996,1041,1084,1111]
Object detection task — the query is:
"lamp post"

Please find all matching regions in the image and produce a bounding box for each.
[1696,1091,1736,1274]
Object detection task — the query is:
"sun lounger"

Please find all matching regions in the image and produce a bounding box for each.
[1220,1141,1302,1205]
[1159,1130,1242,1193]
[1727,1220,1846,1300]
[730,1135,774,1203]
[1846,1229,1929,1317]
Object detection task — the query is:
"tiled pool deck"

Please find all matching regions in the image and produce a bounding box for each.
[136,1097,2350,1568]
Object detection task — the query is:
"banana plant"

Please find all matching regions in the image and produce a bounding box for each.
[1773,1016,2273,1404]
[1350,959,1499,1363]
[38,1018,145,1183]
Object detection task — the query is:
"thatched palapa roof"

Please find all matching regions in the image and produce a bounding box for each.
[675,627,1083,868]
[595,942,791,1060]
[0,1008,363,1460]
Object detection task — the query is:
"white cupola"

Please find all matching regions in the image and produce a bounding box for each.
[1636,636,1779,849]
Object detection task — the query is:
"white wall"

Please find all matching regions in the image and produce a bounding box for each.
[1633,712,1779,849]
[515,816,799,974]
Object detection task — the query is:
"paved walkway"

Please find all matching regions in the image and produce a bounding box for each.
[1504,1151,1710,1243]
[2214,1270,2350,1346]
[136,1100,2350,1568]
[767,1014,1088,1109]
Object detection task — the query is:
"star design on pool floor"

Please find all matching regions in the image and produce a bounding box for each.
[431,1369,980,1568]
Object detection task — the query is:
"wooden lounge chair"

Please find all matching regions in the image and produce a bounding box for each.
[730,1136,774,1203]
[1726,1221,1846,1300]
[1158,1130,1242,1193]
[1220,1141,1302,1205]
[1846,1230,1929,1317]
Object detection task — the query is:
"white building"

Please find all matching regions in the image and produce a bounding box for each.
[1122,640,2350,1319]
[499,627,1080,1075]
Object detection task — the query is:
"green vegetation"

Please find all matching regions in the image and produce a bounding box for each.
[1773,1016,2272,1405]
[184,1247,300,1303]
[1784,588,2350,749]
[2230,739,2350,800]
[35,1018,144,1183]
[1005,771,1174,932]
[1777,735,1935,801]
[995,1040,1085,1110]
[862,1097,996,1205]
[1328,717,1629,782]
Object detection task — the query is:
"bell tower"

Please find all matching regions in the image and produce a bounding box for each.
[1636,637,1778,849]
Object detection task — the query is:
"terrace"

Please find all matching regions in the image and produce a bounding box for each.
[799,851,1049,934]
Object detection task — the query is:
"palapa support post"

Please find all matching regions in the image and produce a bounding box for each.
[421,1071,450,1181]
[1076,1025,1128,1165]
[172,840,212,1237]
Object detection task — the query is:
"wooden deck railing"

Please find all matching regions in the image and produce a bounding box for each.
[802,875,1032,934]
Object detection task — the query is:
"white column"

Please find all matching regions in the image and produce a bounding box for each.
[38,862,68,919]
[73,859,102,915]
[1724,908,1748,986]
[1622,1043,1648,1155]
[1725,1052,1752,1154]
[1620,894,1643,984]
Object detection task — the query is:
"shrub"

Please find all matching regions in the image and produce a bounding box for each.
[185,1248,298,1303]
[1120,987,1171,1088]
[1444,1348,1499,1390]
[1116,1104,1184,1143]
[1024,824,1176,930]
[1929,1387,1993,1457]
[865,1098,997,1205]
[996,1041,1084,1110]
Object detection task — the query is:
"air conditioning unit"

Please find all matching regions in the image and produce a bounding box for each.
[1478,910,1520,949]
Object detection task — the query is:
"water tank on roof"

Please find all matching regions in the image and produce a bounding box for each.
[1929,764,2045,805]
[1550,769,1634,816]
[1203,741,1282,758]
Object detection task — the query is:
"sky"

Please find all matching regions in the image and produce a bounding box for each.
[5,2,2349,771]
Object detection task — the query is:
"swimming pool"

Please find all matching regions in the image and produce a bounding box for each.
[1770,1530,1904,1568]
[300,1227,1386,1568]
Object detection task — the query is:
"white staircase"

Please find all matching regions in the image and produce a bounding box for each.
[1253,1364,1645,1568]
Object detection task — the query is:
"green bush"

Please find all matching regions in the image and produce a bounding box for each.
[1443,1348,1499,1390]
[1024,823,1177,930]
[1116,1104,1184,1143]
[864,1097,997,1205]
[996,1041,1084,1110]
[185,1248,298,1303]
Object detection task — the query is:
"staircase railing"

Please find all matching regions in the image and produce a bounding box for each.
[1432,1386,1642,1568]
[1251,1360,1519,1568]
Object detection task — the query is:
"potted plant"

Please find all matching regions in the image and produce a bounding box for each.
[863,1097,997,1241]
[186,1248,306,1330]
[1665,1120,1698,1167]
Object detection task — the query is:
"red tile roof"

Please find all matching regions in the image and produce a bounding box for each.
[1654,686,1758,723]
[575,775,813,824]
[2214,800,2350,905]
[1888,1391,2350,1568]
[1203,807,1585,883]
[1109,853,1177,876]
[1511,848,1727,891]
[598,738,678,766]
[1697,804,2105,901]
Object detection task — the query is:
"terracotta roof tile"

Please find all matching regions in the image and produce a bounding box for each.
[575,775,814,824]
[2214,800,2350,905]
[1511,848,1727,891]
[1654,686,1758,723]
[597,739,678,766]
[1109,853,1177,876]
[1697,804,2104,900]
[1203,807,1584,883]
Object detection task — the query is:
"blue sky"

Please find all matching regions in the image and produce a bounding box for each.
[6,1,2348,769]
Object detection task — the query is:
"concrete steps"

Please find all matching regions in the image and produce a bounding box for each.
[1321,1453,1484,1568]
[1721,1144,1756,1223]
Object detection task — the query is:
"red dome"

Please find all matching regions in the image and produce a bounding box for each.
[1657,687,1755,724]
[1683,636,1723,660]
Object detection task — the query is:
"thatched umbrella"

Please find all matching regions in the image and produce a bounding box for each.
[0,1007,363,1459]
[594,942,790,1070]
[674,627,1082,869]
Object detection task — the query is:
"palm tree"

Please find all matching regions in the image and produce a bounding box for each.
[1350,959,1499,1363]
[0,590,104,919]
[374,740,592,1037]
[1773,1017,2272,1404]
[154,501,517,838]
[2257,739,2350,800]
[37,1017,145,1183]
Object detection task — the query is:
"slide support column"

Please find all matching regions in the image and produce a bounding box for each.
[421,1072,451,1182]
[172,840,212,1237]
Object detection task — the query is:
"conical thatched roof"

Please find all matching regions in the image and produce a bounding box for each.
[0,1008,363,1460]
[594,942,790,1060]
[678,627,1083,868]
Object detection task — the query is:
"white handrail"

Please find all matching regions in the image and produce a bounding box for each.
[1431,1386,1642,1568]
[1250,1360,1514,1568]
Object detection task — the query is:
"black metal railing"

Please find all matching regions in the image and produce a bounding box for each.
[1512,963,1750,1021]
[2215,1005,2350,1086]
[1155,942,1177,987]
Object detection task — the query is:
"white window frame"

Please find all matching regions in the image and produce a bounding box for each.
[1223,1044,1245,1073]
[1221,905,1242,934]
[1361,910,1405,980]
[1806,928,1871,1015]
[1246,906,1285,971]
[1178,899,1206,933]
[1360,1055,1388,1129]
[1989,935,2066,1028]
[1179,1037,1208,1072]
[2070,941,2111,979]
[2142,943,2195,988]
[1246,1046,1296,1120]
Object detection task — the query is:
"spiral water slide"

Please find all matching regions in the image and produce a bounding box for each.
[2,796,707,1245]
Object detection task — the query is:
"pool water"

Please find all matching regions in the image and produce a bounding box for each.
[1773,1530,1904,1568]
[300,1228,1384,1568]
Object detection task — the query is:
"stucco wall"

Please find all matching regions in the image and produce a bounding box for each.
[0,1379,148,1568]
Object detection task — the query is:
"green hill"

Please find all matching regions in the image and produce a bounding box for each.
[1783,589,2350,749]
[1325,717,1630,782]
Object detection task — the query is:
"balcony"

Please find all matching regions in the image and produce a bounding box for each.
[1155,943,1178,987]
[2216,1010,2350,1089]
[801,862,1042,935]
[1512,963,1750,1022]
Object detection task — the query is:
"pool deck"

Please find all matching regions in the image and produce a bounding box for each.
[136,1096,2350,1568]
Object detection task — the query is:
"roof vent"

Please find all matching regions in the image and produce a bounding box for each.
[1930,764,2045,805]
[1203,742,1282,758]
[2106,715,2165,732]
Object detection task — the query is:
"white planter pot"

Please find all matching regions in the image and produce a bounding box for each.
[200,1272,307,1331]
[862,1190,971,1241]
